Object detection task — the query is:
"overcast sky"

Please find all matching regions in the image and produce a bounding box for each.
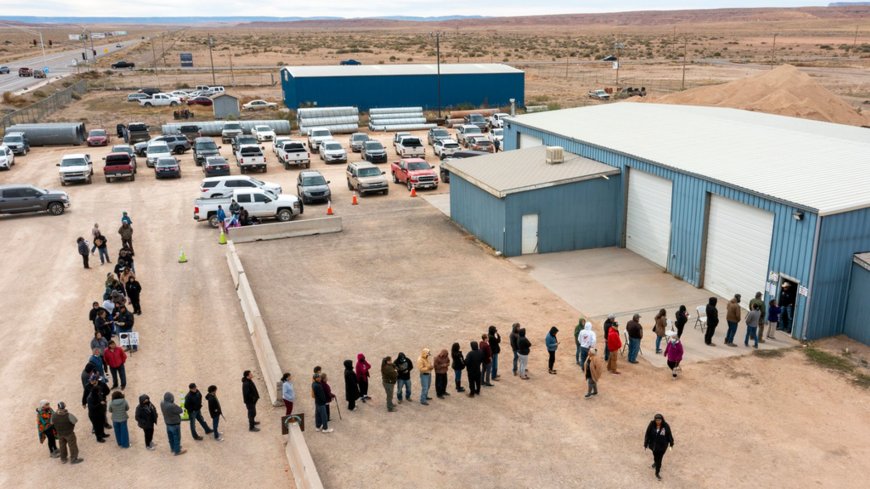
[0,1,831,18]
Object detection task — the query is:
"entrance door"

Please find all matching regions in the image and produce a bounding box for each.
[521,214,539,255]
[625,169,673,268]
[518,133,542,149]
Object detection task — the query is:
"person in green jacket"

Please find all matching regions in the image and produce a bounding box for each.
[574,317,587,365]
[108,391,130,448]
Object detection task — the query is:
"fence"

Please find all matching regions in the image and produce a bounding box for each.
[88,70,278,92]
[1,80,88,130]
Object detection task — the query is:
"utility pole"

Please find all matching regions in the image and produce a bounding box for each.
[565,56,569,79]
[151,37,157,68]
[854,25,860,52]
[228,49,235,86]
[208,33,216,85]
[681,37,688,91]
[431,32,444,118]
[614,40,624,88]
[771,33,778,67]
[161,33,166,67]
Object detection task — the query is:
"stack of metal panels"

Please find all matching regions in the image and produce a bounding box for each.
[368,107,435,132]
[297,107,360,134]
[161,120,292,136]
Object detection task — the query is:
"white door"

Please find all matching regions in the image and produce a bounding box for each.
[626,169,673,268]
[519,133,542,149]
[704,195,774,301]
[521,214,539,255]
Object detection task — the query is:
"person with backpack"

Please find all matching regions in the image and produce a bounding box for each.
[394,352,413,404]
[343,360,361,411]
[450,343,466,393]
[545,327,559,374]
[206,385,223,441]
[355,354,372,402]
[134,394,159,450]
[644,414,675,480]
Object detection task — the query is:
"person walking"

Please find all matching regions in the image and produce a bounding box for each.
[479,334,493,386]
[749,292,766,342]
[644,414,675,480]
[509,323,520,376]
[118,222,134,252]
[603,314,616,362]
[35,400,59,458]
[242,370,260,432]
[126,276,142,316]
[767,299,781,340]
[583,348,603,399]
[578,320,596,370]
[725,294,742,347]
[704,297,719,346]
[160,393,186,456]
[607,322,622,374]
[674,305,688,339]
[103,341,127,390]
[355,354,372,402]
[184,383,213,440]
[464,341,483,396]
[394,352,413,404]
[545,327,560,374]
[92,233,111,265]
[343,360,361,411]
[517,329,532,380]
[451,343,466,393]
[744,302,761,349]
[626,314,643,364]
[134,394,158,450]
[281,373,295,415]
[488,325,502,380]
[418,348,434,405]
[205,386,223,441]
[82,376,110,443]
[51,402,83,464]
[381,357,398,413]
[574,318,586,366]
[434,349,451,399]
[76,237,90,269]
[654,309,667,354]
[108,391,130,448]
[664,333,684,379]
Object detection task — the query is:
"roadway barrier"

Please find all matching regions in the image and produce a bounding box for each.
[285,422,325,489]
[229,217,342,243]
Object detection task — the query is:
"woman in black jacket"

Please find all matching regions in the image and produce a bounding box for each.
[450,343,466,393]
[509,323,520,376]
[704,297,719,346]
[135,394,159,449]
[674,305,688,338]
[487,325,502,380]
[644,413,675,480]
[343,360,361,411]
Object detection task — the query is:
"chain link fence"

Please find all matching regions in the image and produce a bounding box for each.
[1,80,88,131]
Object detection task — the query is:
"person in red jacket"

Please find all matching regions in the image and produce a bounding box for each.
[103,340,128,390]
[355,353,372,402]
[607,322,622,374]
[479,334,493,386]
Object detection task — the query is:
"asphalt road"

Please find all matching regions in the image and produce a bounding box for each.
[0,39,138,93]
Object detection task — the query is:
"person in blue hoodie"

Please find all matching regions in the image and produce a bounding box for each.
[546,326,560,374]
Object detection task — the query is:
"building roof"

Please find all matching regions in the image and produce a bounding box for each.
[213,93,238,100]
[282,63,523,78]
[510,103,870,216]
[443,146,620,198]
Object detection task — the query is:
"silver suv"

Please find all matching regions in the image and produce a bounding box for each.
[346,161,389,196]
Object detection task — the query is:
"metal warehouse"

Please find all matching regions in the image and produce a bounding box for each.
[280,64,524,111]
[456,103,869,344]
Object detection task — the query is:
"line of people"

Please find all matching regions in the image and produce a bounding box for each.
[703,292,784,348]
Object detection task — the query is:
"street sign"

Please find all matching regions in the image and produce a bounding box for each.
[180,52,193,68]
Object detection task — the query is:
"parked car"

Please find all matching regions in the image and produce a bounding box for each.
[33,70,46,79]
[168,91,189,101]
[232,134,259,154]
[455,124,482,146]
[187,96,213,107]
[194,189,301,227]
[138,87,162,96]
[0,184,69,216]
[111,60,135,69]
[296,170,331,204]
[0,145,14,170]
[125,122,150,144]
[221,121,243,143]
[433,138,461,159]
[439,150,487,183]
[463,113,488,131]
[146,142,172,168]
[0,66,9,74]
[199,175,281,200]
[277,141,310,170]
[272,136,293,156]
[348,132,370,152]
[340,59,362,65]
[135,135,189,156]
[57,153,94,185]
[488,112,510,129]
[2,132,29,155]
[427,128,451,146]
[252,125,276,142]
[178,124,201,143]
[319,140,347,164]
[202,156,230,177]
[362,140,387,163]
[193,137,221,166]
[394,135,425,158]
[18,67,33,77]
[155,157,181,179]
[111,145,137,167]
[103,152,136,182]
[86,129,110,146]
[466,135,495,153]
[235,145,267,173]
[243,99,278,111]
[306,127,332,151]
[391,158,439,191]
[139,93,181,107]
[346,161,388,196]
[127,93,149,102]
[588,89,610,100]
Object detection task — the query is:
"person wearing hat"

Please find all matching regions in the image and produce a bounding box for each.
[606,322,622,374]
[35,400,59,458]
[184,383,213,440]
[51,401,83,464]
[663,333,684,379]
[118,221,134,252]
[625,314,643,364]
[644,413,675,480]
[160,393,186,455]
[583,348,603,398]
[603,314,616,362]
[121,211,133,226]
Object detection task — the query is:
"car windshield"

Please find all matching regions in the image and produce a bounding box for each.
[365,142,383,150]
[433,129,449,137]
[407,161,430,171]
[255,126,271,132]
[465,127,482,135]
[284,143,303,151]
[324,143,342,151]
[302,175,327,185]
[207,158,227,166]
[240,147,261,155]
[469,115,484,122]
[148,144,169,153]
[61,157,88,167]
[3,136,22,142]
[475,140,492,146]
[224,124,241,130]
[358,167,381,177]
[90,130,106,137]
[312,130,330,137]
[156,158,176,167]
[238,136,257,143]
[352,134,368,141]
[197,141,218,151]
[401,138,421,146]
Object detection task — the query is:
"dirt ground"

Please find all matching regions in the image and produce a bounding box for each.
[237,196,870,489]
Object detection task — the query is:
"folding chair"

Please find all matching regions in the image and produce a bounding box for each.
[694,305,707,333]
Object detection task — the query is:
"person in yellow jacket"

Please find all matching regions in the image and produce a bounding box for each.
[418,348,434,405]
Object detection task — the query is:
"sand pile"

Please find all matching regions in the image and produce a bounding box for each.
[649,65,869,126]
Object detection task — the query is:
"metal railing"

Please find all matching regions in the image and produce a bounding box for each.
[1,80,88,130]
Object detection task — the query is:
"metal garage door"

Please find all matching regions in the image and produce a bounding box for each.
[704,195,774,300]
[626,169,673,268]
[519,133,542,149]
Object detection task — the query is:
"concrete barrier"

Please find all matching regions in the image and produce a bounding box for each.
[285,423,325,489]
[230,217,342,243]
[236,274,260,336]
[225,241,243,289]
[249,316,283,406]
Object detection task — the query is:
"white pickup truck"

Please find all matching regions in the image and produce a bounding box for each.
[394,135,425,158]
[57,153,94,185]
[306,127,332,151]
[139,93,182,107]
[193,188,302,227]
[277,141,310,170]
[235,144,267,173]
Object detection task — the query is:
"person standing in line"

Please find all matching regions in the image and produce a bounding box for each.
[242,370,260,432]
[103,341,127,390]
[418,348,434,405]
[381,356,398,413]
[545,326,559,374]
[126,276,142,316]
[488,325,502,380]
[35,400,59,458]
[217,205,227,233]
[578,320,596,370]
[88,348,105,377]
[664,333,684,379]
[749,292,766,342]
[574,318,586,366]
[607,322,622,374]
[134,394,159,450]
[767,299,781,340]
[509,323,520,376]
[94,308,113,342]
[51,402,83,464]
[517,329,532,380]
[92,233,111,265]
[121,211,132,226]
[644,413,675,481]
[321,373,336,421]
[90,332,109,376]
[434,349,451,399]
[281,373,295,415]
[91,223,101,240]
[603,314,616,362]
[160,393,186,456]
[654,309,667,354]
[779,282,796,334]
[704,297,719,346]
[184,383,213,440]
[626,315,643,364]
[343,360,360,412]
[464,341,483,395]
[76,237,90,269]
[118,222,133,253]
[450,343,466,393]
[394,352,413,404]
[583,348,603,399]
[725,294,742,347]
[205,386,223,441]
[108,391,130,448]
[479,334,493,386]
[82,376,110,443]
[311,373,332,432]
[114,305,136,351]
[355,354,372,402]
[744,302,761,349]
[674,305,688,339]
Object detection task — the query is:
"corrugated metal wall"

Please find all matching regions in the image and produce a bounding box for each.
[281,72,524,111]
[503,177,621,256]
[842,258,870,345]
[808,208,870,339]
[449,175,506,253]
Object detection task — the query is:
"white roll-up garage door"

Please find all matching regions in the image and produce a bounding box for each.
[703,195,774,300]
[518,133,542,149]
[626,169,673,268]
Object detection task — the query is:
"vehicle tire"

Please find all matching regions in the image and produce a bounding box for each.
[208,215,220,228]
[170,102,178,107]
[48,202,65,216]
[305,163,310,169]
[23,148,28,156]
[130,174,135,181]
[383,189,389,195]
[277,209,292,222]
[393,172,399,184]
[87,175,92,184]
[144,102,152,107]
[61,181,66,186]
[175,147,184,154]
[105,177,110,183]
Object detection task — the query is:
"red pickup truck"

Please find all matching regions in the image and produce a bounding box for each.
[103,152,137,183]
[391,158,439,191]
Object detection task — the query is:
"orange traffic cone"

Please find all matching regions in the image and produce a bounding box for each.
[327,201,334,215]
[352,193,359,205]
[410,186,417,198]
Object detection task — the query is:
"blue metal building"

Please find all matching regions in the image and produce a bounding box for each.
[280,64,524,111]
[493,103,870,343]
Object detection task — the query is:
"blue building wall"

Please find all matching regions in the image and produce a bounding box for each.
[843,259,870,345]
[449,175,506,253]
[281,70,524,111]
[505,120,819,337]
